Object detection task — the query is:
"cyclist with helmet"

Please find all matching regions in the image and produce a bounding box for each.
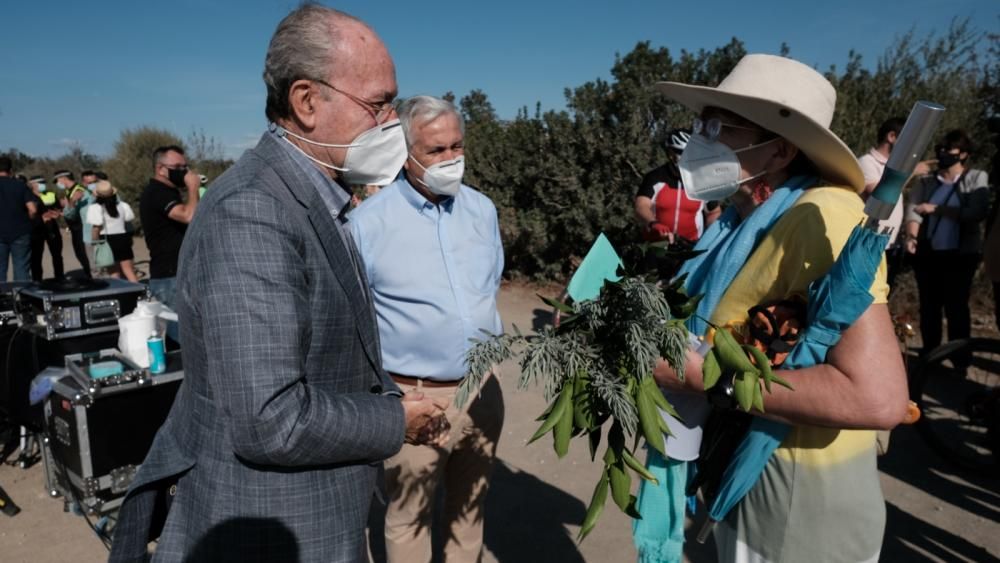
[635,128,721,244]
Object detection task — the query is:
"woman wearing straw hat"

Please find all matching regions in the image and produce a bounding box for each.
[87,180,139,282]
[639,54,909,563]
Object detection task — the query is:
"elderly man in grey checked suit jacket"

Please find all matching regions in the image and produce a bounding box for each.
[110,6,448,562]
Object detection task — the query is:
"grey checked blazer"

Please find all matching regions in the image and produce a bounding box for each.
[110,133,405,563]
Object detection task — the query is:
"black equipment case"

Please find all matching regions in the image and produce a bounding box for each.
[41,349,183,515]
[15,278,148,341]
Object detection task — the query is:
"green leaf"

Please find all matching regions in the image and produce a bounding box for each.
[744,345,775,393]
[540,294,574,314]
[670,293,703,319]
[528,384,572,444]
[752,380,765,413]
[656,412,673,437]
[734,372,756,412]
[588,427,602,462]
[702,349,723,390]
[624,494,642,519]
[713,329,757,373]
[641,377,680,419]
[771,371,794,390]
[573,373,596,430]
[621,448,658,484]
[578,474,609,542]
[553,392,574,458]
[637,388,665,455]
[608,460,631,512]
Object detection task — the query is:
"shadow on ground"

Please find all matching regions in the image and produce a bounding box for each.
[482,461,587,562]
[878,423,999,562]
[531,308,553,333]
[369,460,587,563]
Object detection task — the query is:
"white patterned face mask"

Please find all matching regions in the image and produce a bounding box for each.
[271,119,408,186]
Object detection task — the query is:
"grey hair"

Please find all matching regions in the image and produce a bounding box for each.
[397,96,465,148]
[263,4,360,122]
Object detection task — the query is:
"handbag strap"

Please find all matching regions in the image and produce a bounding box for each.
[924,171,965,241]
[97,204,109,241]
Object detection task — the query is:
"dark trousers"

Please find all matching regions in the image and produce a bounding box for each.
[30,226,64,281]
[67,221,91,277]
[886,246,907,291]
[913,247,980,361]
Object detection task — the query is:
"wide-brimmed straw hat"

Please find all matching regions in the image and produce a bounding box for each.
[654,54,864,192]
[95,180,116,198]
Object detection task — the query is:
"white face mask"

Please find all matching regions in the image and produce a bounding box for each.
[409,155,464,196]
[271,119,407,186]
[678,134,777,201]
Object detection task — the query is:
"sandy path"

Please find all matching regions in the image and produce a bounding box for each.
[1,235,997,562]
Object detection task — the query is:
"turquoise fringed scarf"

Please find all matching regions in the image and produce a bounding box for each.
[632,176,816,563]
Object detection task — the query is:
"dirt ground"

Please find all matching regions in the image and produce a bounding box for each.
[1,233,998,562]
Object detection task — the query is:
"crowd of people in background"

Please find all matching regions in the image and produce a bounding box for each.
[0,148,204,302]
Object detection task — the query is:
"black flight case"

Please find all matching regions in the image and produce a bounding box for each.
[40,349,183,515]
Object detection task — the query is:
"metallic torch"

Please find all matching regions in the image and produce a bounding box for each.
[864,101,946,233]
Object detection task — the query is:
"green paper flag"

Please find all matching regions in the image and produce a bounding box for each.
[566,233,623,302]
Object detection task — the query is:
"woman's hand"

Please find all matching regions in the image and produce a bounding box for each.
[903,236,918,255]
[914,203,937,216]
[653,348,705,393]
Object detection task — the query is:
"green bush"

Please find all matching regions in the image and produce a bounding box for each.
[463,19,998,281]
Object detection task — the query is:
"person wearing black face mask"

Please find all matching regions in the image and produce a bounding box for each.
[138,144,200,344]
[904,129,990,366]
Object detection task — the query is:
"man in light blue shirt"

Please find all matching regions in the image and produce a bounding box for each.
[349,95,504,563]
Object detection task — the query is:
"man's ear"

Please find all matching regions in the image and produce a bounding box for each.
[887,131,898,145]
[288,79,320,131]
[769,138,799,173]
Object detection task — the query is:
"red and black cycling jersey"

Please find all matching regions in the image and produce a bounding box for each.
[638,162,705,241]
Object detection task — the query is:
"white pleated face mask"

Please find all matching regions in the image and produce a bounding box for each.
[271,120,408,186]
[679,134,779,202]
[409,155,464,196]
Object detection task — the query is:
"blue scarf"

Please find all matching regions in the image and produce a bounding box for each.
[679,175,816,335]
[633,175,816,563]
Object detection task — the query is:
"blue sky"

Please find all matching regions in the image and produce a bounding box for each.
[1,0,995,160]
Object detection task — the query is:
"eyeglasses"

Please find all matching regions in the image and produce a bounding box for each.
[314,79,395,124]
[161,164,189,171]
[692,117,762,141]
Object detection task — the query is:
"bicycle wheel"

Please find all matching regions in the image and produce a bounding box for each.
[911,338,1000,476]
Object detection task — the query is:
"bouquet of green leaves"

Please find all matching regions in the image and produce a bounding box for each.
[458,243,790,539]
[457,244,701,539]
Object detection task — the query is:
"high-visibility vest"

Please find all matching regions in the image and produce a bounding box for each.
[64,184,89,221]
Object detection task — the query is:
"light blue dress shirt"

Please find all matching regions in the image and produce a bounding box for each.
[348,176,504,381]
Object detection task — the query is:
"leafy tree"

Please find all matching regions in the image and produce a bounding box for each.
[1,148,36,174]
[186,128,234,185]
[458,22,996,281]
[827,18,988,159]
